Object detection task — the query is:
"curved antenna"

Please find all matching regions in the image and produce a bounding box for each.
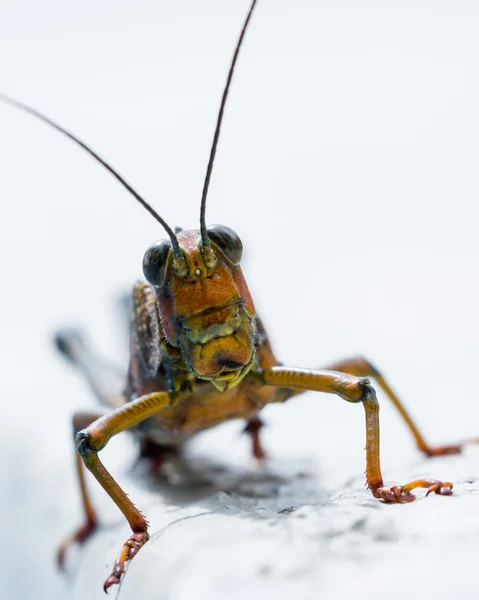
[0,93,181,257]
[199,0,258,246]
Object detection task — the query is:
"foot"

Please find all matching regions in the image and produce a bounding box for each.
[57,515,98,569]
[422,438,479,457]
[372,478,453,503]
[103,531,150,592]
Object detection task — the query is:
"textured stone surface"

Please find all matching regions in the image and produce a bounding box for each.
[29,429,479,600]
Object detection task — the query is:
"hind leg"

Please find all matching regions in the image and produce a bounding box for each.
[243,416,267,461]
[54,329,125,408]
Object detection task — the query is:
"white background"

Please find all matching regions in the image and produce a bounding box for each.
[1,1,479,599]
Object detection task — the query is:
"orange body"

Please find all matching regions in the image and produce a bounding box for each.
[127,228,288,444]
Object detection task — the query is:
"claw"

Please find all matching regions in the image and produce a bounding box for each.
[373,485,416,503]
[103,531,149,591]
[373,479,453,503]
[103,575,120,593]
[425,481,453,496]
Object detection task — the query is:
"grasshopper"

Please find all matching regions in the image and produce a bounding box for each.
[0,0,474,592]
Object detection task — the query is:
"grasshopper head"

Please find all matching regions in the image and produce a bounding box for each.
[143,227,256,391]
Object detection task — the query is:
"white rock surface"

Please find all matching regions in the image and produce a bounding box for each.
[40,439,479,600]
[6,401,478,600]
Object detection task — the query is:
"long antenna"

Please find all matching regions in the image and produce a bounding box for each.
[199,0,258,246]
[0,93,181,257]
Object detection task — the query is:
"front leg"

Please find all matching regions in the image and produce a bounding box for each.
[255,367,452,502]
[76,390,183,591]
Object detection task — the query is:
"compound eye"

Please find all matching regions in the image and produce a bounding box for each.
[142,239,172,287]
[207,225,243,266]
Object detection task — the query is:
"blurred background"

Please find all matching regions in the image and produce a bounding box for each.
[1,0,479,598]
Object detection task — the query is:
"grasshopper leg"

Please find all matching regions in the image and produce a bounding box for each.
[54,329,125,408]
[324,356,477,457]
[57,411,103,568]
[259,367,453,502]
[75,390,181,591]
[243,416,267,461]
[138,438,181,473]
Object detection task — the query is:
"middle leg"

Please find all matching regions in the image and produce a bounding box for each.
[324,356,477,456]
[243,416,267,461]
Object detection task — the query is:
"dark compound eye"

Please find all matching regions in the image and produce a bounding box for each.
[207,225,243,266]
[142,239,172,287]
